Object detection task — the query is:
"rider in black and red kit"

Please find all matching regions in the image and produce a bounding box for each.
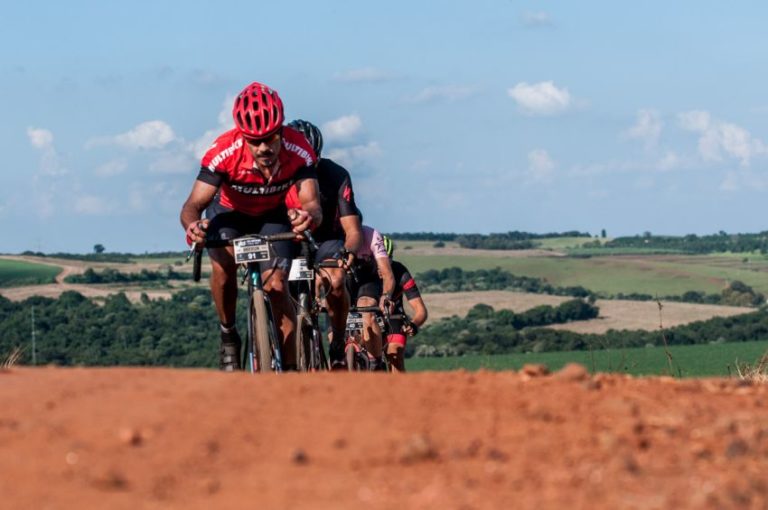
[381,235,428,372]
[283,120,364,367]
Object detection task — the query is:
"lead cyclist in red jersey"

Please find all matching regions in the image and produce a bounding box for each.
[180,82,322,371]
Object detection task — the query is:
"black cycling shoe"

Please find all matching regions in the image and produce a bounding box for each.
[220,330,242,372]
[328,340,346,370]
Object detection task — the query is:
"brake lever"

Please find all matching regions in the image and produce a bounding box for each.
[186,242,197,263]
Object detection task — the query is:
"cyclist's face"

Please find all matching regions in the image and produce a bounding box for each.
[245,130,282,170]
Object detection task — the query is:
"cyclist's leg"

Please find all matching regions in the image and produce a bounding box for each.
[356,279,383,360]
[386,333,407,372]
[315,240,349,364]
[260,219,297,370]
[205,203,250,370]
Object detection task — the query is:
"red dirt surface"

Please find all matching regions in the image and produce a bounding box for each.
[2,367,767,509]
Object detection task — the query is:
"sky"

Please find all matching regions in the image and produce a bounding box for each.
[4,1,768,253]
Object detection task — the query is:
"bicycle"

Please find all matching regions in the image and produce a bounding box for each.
[191,231,297,373]
[289,231,343,372]
[344,305,406,371]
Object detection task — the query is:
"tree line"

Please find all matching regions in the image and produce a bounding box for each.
[594,231,768,254]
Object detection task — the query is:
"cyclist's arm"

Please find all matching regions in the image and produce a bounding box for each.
[294,177,322,230]
[340,215,363,254]
[406,295,428,328]
[180,180,218,234]
[376,256,396,298]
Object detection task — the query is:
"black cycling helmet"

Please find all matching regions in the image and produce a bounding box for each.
[287,119,324,158]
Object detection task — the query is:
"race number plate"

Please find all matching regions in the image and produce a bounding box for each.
[288,258,314,281]
[233,237,271,264]
[345,312,364,333]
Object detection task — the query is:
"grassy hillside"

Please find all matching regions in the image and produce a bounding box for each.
[395,243,768,297]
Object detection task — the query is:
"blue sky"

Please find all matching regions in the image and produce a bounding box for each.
[4,1,768,252]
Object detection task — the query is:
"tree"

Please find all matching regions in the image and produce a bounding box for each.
[93,244,105,254]
[601,229,607,238]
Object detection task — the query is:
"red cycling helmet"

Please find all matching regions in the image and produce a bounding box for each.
[232,82,284,139]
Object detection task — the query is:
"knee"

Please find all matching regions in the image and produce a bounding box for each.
[357,296,376,307]
[263,270,288,294]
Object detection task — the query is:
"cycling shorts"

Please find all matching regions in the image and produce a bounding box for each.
[204,200,294,273]
[387,333,407,347]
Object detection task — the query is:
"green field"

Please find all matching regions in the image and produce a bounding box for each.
[396,250,768,296]
[408,340,768,377]
[0,260,60,287]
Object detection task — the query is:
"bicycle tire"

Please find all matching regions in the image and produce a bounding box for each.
[295,312,311,372]
[313,326,328,370]
[251,289,275,372]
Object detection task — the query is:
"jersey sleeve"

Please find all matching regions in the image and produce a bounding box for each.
[337,173,359,218]
[370,229,388,259]
[400,269,421,300]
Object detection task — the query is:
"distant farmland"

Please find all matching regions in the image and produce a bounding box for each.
[395,240,768,297]
[0,259,60,287]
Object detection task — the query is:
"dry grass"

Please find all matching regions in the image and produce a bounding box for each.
[736,351,768,383]
[2,347,23,370]
[422,290,753,333]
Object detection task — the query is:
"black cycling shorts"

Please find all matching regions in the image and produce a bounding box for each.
[204,200,294,273]
[350,260,382,301]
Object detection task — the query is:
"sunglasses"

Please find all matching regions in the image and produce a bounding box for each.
[244,128,282,146]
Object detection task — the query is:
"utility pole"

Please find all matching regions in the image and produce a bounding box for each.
[31,306,36,365]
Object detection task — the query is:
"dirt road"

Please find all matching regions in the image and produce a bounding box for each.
[1,367,765,509]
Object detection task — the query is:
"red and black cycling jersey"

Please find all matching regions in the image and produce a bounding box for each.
[283,157,360,241]
[197,126,316,216]
[313,158,360,242]
[391,260,421,312]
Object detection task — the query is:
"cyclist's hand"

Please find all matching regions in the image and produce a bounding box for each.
[288,208,313,234]
[185,219,209,246]
[336,249,356,269]
[379,294,394,314]
[404,321,419,337]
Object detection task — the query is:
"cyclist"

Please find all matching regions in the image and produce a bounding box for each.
[350,225,396,370]
[283,120,364,369]
[380,235,428,372]
[180,82,322,371]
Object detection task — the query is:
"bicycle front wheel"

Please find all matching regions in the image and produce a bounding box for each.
[251,289,275,372]
[295,312,311,372]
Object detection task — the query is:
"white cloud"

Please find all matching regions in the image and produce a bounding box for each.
[719,170,768,192]
[406,85,476,104]
[322,115,363,143]
[190,95,235,159]
[627,109,663,149]
[88,120,177,150]
[74,195,113,215]
[657,151,681,171]
[325,142,382,169]
[527,149,555,183]
[508,81,571,116]
[333,67,393,83]
[27,127,66,175]
[521,11,553,27]
[678,110,711,132]
[95,159,128,177]
[678,110,766,166]
[27,127,53,149]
